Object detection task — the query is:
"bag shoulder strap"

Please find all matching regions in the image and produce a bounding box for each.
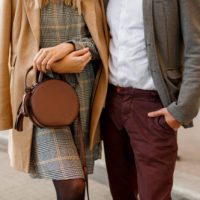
[77,115,90,200]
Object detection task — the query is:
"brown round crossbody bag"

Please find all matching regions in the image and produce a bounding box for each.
[15,66,79,130]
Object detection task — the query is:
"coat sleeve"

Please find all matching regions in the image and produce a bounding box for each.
[167,0,200,125]
[0,0,13,130]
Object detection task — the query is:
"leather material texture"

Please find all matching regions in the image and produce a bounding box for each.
[31,79,79,128]
[15,67,79,130]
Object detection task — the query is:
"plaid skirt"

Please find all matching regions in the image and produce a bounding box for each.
[29,64,101,180]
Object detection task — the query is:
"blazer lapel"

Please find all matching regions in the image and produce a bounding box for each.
[143,0,155,46]
[23,0,40,48]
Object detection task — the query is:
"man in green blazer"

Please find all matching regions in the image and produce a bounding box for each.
[102,0,200,199]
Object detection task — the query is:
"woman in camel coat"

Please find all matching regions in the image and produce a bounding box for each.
[0,0,108,199]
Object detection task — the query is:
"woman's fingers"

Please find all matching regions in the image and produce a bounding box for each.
[33,49,50,72]
[46,57,58,69]
[41,54,53,71]
[80,51,92,62]
[33,46,89,72]
[49,50,92,74]
[78,51,92,70]
[34,47,92,73]
[33,52,41,70]
[33,49,46,69]
[72,48,90,56]
[83,55,92,67]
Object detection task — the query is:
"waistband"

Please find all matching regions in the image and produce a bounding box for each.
[108,84,160,100]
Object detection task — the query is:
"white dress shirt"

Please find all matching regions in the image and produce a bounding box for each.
[107,0,156,90]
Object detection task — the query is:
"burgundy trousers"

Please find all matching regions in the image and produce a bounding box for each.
[101,85,178,200]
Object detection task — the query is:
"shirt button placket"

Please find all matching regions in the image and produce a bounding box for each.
[117,0,127,85]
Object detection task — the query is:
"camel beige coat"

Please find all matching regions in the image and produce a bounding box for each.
[0,0,109,172]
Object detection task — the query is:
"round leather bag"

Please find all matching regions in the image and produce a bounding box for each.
[30,79,79,128]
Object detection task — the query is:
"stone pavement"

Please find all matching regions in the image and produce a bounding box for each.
[0,116,200,200]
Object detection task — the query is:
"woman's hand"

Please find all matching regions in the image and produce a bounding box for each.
[50,48,92,74]
[33,43,75,72]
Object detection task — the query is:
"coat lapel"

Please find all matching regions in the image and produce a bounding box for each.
[82,0,109,70]
[103,0,108,9]
[23,0,40,48]
[82,0,100,48]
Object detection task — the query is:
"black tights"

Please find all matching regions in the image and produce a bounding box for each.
[53,179,85,200]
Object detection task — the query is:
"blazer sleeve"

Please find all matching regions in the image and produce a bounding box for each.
[167,0,200,124]
[0,0,13,130]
